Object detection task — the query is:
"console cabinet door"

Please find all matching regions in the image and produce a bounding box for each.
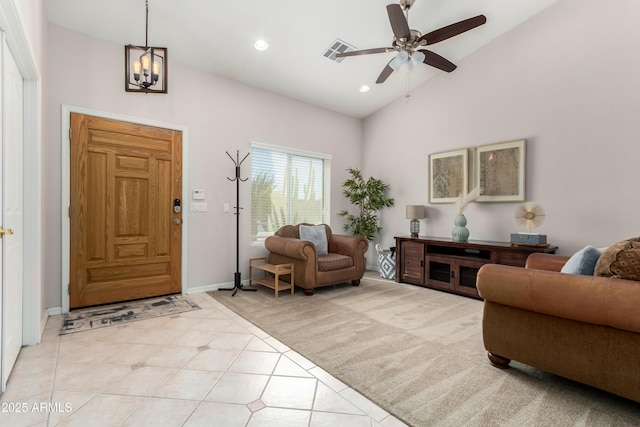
[453,258,486,297]
[426,255,485,297]
[401,241,424,284]
[425,254,454,292]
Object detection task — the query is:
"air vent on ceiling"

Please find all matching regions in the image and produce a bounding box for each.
[323,39,356,63]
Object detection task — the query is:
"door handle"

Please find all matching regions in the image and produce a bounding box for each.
[0,226,14,238]
[173,218,181,225]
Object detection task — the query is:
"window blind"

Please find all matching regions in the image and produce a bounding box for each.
[251,143,330,243]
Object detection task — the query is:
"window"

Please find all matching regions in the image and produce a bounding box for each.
[251,142,331,244]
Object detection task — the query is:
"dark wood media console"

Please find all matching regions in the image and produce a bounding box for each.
[394,236,558,299]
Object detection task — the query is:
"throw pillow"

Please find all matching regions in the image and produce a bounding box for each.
[561,246,604,276]
[299,224,328,255]
[594,237,640,281]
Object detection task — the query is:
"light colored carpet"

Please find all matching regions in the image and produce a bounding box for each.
[208,273,640,427]
[60,294,200,335]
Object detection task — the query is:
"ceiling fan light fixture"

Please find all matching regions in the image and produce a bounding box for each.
[337,2,487,86]
[389,51,408,71]
[411,51,425,65]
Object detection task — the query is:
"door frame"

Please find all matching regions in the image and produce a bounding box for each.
[0,0,43,347]
[61,105,189,313]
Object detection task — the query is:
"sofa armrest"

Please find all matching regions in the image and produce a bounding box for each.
[265,235,316,261]
[477,264,640,333]
[525,253,570,272]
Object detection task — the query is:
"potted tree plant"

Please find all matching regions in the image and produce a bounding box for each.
[338,168,394,241]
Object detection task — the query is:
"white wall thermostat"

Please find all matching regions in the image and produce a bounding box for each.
[192,189,206,200]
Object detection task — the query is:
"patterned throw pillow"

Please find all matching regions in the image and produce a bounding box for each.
[594,237,640,281]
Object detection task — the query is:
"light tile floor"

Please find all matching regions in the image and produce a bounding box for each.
[0,293,407,427]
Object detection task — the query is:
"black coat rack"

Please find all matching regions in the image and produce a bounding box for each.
[219,150,257,296]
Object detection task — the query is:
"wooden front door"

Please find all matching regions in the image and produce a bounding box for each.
[70,113,182,309]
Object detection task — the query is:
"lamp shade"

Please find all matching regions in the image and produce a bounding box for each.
[406,205,426,220]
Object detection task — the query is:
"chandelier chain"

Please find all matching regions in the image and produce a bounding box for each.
[145,0,149,48]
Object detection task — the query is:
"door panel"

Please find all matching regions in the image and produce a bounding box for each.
[1,35,24,391]
[70,113,182,308]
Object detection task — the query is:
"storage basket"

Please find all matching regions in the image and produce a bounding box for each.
[376,244,396,280]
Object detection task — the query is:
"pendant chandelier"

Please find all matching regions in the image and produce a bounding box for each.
[125,0,168,93]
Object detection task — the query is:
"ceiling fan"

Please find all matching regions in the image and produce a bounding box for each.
[337,0,486,84]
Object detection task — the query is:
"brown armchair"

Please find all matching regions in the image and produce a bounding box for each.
[265,224,368,296]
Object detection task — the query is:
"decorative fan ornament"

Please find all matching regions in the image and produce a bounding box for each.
[514,203,545,233]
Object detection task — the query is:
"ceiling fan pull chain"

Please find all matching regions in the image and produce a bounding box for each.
[404,69,411,103]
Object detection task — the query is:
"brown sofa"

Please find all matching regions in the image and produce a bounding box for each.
[477,253,640,403]
[265,224,368,296]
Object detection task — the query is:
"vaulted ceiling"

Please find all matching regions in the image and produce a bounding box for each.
[45,0,559,118]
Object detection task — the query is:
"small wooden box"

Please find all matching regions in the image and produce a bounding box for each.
[510,233,547,245]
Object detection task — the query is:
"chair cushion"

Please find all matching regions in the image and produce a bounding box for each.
[299,224,328,255]
[318,253,353,272]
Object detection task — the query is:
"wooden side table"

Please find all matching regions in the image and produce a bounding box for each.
[249,258,295,298]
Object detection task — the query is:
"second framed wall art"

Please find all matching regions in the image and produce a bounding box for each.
[474,139,526,202]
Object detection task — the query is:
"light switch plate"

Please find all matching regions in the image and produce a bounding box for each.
[190,202,207,212]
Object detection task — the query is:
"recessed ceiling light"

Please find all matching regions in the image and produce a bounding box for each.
[254,39,269,51]
[359,85,370,93]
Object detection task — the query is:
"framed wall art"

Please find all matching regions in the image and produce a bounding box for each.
[429,149,468,203]
[474,139,526,202]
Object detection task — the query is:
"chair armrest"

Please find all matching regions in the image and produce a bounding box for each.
[477,263,640,333]
[328,234,368,257]
[265,235,316,261]
[525,253,570,272]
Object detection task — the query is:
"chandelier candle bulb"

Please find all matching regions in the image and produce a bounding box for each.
[141,54,150,73]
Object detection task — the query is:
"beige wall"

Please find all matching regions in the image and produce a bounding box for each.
[363,0,640,255]
[44,24,363,309]
[43,0,640,308]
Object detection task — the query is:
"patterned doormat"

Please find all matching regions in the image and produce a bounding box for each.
[60,294,200,335]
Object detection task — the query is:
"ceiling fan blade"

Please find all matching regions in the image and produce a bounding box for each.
[336,47,393,58]
[387,4,411,41]
[376,62,395,84]
[419,15,487,45]
[420,50,457,72]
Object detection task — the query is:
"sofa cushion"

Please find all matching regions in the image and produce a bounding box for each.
[561,246,604,276]
[318,253,353,272]
[595,238,640,281]
[299,224,328,255]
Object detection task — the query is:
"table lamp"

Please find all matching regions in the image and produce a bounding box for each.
[406,205,426,238]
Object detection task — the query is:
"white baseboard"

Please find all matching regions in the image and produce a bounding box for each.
[184,280,252,295]
[47,307,63,316]
[39,308,49,342]
[367,264,381,271]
